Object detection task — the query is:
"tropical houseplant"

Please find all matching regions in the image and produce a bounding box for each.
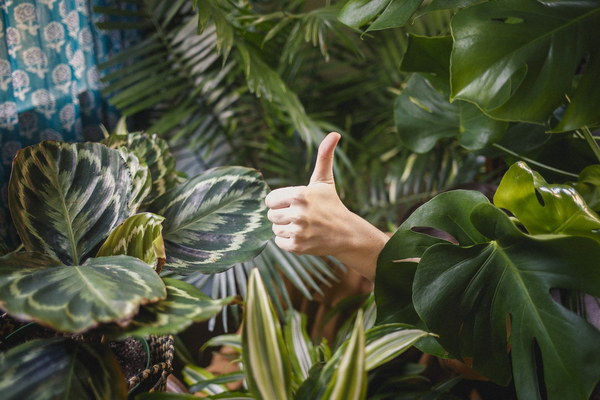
[0,124,272,399]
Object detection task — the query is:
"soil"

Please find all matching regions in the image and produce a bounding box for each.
[109,337,147,380]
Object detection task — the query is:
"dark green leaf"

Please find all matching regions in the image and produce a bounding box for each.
[338,0,391,28]
[150,167,271,274]
[367,0,423,31]
[97,213,165,269]
[8,141,131,265]
[0,253,166,333]
[400,35,452,89]
[0,337,127,400]
[413,203,600,399]
[494,161,600,241]
[450,0,600,130]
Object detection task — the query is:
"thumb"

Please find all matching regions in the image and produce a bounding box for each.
[309,132,341,185]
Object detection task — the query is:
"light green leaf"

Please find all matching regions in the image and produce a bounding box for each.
[106,278,232,338]
[573,164,600,211]
[202,334,242,354]
[149,166,271,274]
[0,337,127,400]
[0,253,166,333]
[97,213,166,270]
[284,310,315,388]
[183,365,227,396]
[322,310,366,400]
[413,203,600,399]
[494,161,600,241]
[242,269,291,400]
[450,0,600,130]
[8,141,131,265]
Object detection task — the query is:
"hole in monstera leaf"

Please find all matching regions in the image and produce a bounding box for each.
[491,16,524,24]
[534,188,545,206]
[410,226,459,245]
[532,338,548,399]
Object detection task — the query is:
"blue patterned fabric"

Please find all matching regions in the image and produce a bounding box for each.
[0,0,133,245]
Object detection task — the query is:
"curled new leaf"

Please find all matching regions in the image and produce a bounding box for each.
[8,141,131,265]
[0,253,166,333]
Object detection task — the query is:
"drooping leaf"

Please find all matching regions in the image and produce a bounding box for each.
[494,161,600,242]
[8,141,131,265]
[395,75,506,153]
[413,202,600,399]
[321,310,366,400]
[573,164,600,211]
[105,278,233,339]
[450,0,600,131]
[0,337,127,400]
[102,131,180,204]
[242,269,291,400]
[97,213,166,270]
[0,253,166,333]
[149,166,271,274]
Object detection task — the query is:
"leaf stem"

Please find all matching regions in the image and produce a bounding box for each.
[492,144,578,178]
[580,126,600,163]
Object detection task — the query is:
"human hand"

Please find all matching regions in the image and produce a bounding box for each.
[265,132,389,281]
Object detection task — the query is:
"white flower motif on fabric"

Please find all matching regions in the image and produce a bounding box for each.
[6,27,22,58]
[0,60,12,91]
[66,43,85,79]
[52,64,72,94]
[60,103,75,131]
[23,47,49,79]
[11,70,30,101]
[76,0,88,16]
[44,22,65,52]
[78,27,93,52]
[14,3,39,35]
[0,102,18,131]
[32,89,56,119]
[39,0,57,10]
[40,128,63,141]
[64,10,80,39]
[1,0,15,13]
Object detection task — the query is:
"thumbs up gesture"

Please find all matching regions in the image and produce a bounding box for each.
[265,132,389,282]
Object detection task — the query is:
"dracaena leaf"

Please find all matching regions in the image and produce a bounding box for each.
[149,166,271,274]
[97,212,166,270]
[8,141,131,265]
[413,201,600,399]
[0,337,127,400]
[105,278,233,339]
[0,253,166,333]
[494,161,600,242]
[242,269,291,400]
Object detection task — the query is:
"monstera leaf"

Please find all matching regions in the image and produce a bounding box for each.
[412,201,600,399]
[0,253,166,333]
[8,141,131,265]
[494,161,600,242]
[97,213,166,270]
[573,164,600,211]
[149,166,271,274]
[338,0,421,31]
[106,278,234,339]
[450,0,600,131]
[102,130,180,203]
[0,337,127,400]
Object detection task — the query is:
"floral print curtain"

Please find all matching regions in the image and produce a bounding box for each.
[0,0,133,246]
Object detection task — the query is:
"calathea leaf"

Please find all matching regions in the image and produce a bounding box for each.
[450,0,600,131]
[118,148,152,213]
[104,278,233,339]
[0,337,127,400]
[8,141,131,265]
[413,202,600,399]
[97,212,166,270]
[0,253,166,333]
[149,166,271,274]
[102,130,180,204]
[494,161,600,242]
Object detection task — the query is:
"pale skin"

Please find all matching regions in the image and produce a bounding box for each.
[265,132,390,282]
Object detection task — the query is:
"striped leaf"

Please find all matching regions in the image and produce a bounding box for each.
[150,167,271,274]
[202,334,242,353]
[97,213,166,270]
[183,365,228,396]
[0,337,127,400]
[284,310,315,388]
[8,141,131,265]
[242,269,292,400]
[0,253,166,333]
[102,130,179,203]
[322,310,367,400]
[119,148,152,213]
[364,324,431,371]
[106,278,233,338]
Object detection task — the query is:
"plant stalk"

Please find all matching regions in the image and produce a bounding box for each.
[492,144,578,178]
[580,126,600,163]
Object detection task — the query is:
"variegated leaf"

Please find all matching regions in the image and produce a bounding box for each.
[0,253,166,333]
[284,310,315,388]
[183,365,228,396]
[364,324,432,371]
[105,278,233,338]
[97,213,166,270]
[118,148,152,213]
[322,310,367,400]
[242,269,292,400]
[0,337,127,400]
[150,167,271,274]
[102,131,179,203]
[8,141,131,265]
